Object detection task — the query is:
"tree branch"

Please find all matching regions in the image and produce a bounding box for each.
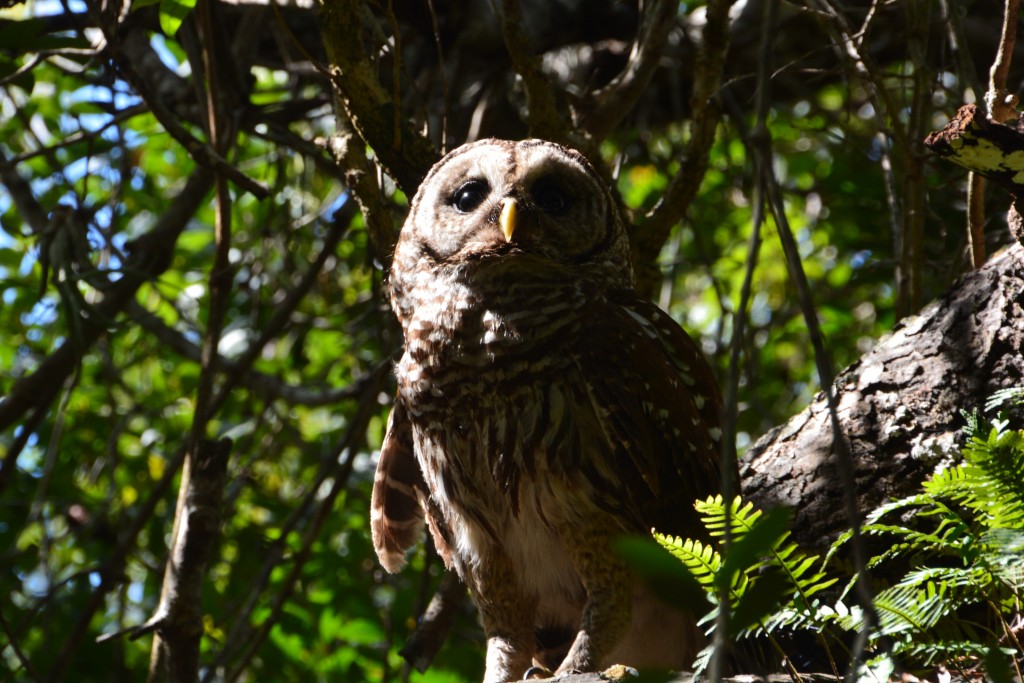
[318,0,439,194]
[743,243,1024,549]
[145,438,232,683]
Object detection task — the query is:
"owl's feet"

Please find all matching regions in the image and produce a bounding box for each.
[522,665,554,680]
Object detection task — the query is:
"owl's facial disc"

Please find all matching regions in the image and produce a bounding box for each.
[398,139,631,289]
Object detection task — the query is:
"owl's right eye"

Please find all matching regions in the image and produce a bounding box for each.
[452,181,489,213]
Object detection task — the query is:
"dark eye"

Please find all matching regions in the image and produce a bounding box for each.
[531,181,570,214]
[452,180,489,213]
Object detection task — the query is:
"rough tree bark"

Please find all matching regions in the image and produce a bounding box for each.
[742,241,1024,549]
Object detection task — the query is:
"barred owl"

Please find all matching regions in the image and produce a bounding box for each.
[371,139,722,682]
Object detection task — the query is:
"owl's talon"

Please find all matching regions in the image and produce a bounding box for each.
[522,665,553,680]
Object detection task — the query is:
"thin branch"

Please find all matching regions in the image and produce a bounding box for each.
[581,0,679,141]
[425,0,450,152]
[399,571,468,673]
[0,607,41,682]
[43,444,190,683]
[967,174,987,268]
[222,379,385,683]
[201,364,391,682]
[0,145,50,236]
[709,0,777,674]
[104,30,269,199]
[126,304,370,407]
[635,0,736,296]
[759,127,878,683]
[149,3,237,677]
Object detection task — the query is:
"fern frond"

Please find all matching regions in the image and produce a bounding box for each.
[980,528,1024,589]
[654,534,721,589]
[694,495,762,542]
[984,387,1024,413]
[959,427,1024,530]
[898,639,992,665]
[870,583,948,636]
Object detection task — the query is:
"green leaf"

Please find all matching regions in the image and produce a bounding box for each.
[159,0,197,36]
[982,647,1015,683]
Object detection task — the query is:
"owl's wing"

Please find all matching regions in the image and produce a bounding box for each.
[371,397,456,572]
[371,398,428,573]
[571,292,724,537]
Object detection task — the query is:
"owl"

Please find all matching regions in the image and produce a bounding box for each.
[371,139,723,682]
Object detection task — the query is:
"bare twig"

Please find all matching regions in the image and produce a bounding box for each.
[399,571,468,673]
[987,0,1020,123]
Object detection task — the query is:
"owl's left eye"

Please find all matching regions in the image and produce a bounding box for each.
[452,181,489,213]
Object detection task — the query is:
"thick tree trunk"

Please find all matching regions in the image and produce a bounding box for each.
[741,242,1024,549]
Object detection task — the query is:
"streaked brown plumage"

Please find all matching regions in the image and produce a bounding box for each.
[371,139,722,682]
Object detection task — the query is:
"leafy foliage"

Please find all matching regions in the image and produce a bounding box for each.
[663,397,1024,676]
[0,0,1018,680]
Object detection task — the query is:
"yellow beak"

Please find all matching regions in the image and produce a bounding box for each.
[499,197,517,242]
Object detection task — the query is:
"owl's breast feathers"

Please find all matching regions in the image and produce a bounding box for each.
[373,265,723,573]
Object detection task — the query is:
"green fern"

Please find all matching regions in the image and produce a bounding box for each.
[836,400,1024,668]
[657,390,1024,676]
[656,494,837,641]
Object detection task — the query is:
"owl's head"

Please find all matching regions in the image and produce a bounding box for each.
[391,139,634,298]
